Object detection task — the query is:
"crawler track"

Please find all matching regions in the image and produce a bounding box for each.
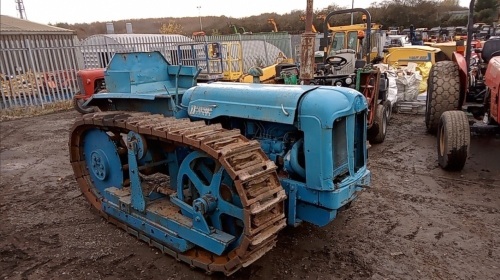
[69,111,287,275]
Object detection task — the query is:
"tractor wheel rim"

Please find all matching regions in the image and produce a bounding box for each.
[83,129,124,196]
[177,150,244,252]
[383,112,387,135]
[439,125,445,156]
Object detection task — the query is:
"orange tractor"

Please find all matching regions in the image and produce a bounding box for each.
[425,0,500,171]
[72,68,105,113]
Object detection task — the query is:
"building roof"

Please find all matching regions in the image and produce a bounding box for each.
[0,15,75,35]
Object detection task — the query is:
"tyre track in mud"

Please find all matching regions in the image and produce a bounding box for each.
[358,113,500,280]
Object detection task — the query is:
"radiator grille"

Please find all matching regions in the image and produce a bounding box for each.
[332,112,366,182]
[332,116,348,178]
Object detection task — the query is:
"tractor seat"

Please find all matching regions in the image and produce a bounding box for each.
[482,38,500,63]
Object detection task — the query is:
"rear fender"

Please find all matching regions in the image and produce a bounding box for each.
[485,57,500,123]
[452,51,467,107]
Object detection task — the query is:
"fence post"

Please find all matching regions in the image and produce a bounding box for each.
[262,34,270,66]
[286,34,293,58]
[75,36,84,69]
[25,38,44,109]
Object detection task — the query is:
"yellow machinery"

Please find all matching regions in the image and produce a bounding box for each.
[299,15,321,33]
[325,20,384,61]
[316,14,331,29]
[425,39,486,62]
[383,45,443,66]
[268,18,278,32]
[239,53,294,83]
[300,14,335,34]
[428,42,459,61]
[219,42,244,81]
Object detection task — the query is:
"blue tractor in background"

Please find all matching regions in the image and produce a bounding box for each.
[69,51,371,275]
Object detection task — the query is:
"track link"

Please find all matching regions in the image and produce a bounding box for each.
[69,111,287,275]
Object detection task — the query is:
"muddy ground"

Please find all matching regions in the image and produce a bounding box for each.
[1,110,499,280]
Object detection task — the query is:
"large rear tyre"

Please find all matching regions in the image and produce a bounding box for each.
[437,110,470,171]
[368,103,387,144]
[425,61,461,134]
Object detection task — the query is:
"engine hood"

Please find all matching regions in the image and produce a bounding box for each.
[182,82,366,125]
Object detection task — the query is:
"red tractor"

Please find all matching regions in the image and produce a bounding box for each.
[72,68,105,114]
[425,0,500,171]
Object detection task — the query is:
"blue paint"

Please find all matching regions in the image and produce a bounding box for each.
[105,52,198,93]
[86,51,199,116]
[103,187,236,255]
[102,199,195,252]
[81,51,373,255]
[82,129,124,195]
[181,83,369,226]
[182,82,316,124]
[127,135,146,212]
[286,186,301,226]
[283,139,306,179]
[173,151,244,251]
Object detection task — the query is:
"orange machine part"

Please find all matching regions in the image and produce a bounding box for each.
[485,57,500,123]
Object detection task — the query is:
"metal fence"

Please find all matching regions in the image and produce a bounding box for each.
[1,33,292,110]
[80,33,293,73]
[196,33,293,71]
[0,34,81,109]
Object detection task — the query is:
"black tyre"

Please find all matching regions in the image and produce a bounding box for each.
[437,110,470,171]
[72,95,95,114]
[368,103,387,144]
[425,61,461,134]
[383,100,392,123]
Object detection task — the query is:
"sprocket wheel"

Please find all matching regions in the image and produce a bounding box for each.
[177,151,245,252]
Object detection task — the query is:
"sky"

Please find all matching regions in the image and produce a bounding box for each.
[1,0,471,25]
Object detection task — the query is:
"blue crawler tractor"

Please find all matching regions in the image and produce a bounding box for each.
[69,51,371,275]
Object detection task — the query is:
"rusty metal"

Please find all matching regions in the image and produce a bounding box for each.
[69,111,287,276]
[465,0,475,75]
[299,0,316,83]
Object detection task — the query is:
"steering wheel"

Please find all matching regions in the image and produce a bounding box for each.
[325,56,348,68]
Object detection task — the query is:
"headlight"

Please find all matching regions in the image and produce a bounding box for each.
[335,81,343,86]
[345,77,353,85]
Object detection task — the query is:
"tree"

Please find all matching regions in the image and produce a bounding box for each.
[475,0,499,12]
[476,8,498,23]
[159,20,183,34]
[442,0,460,6]
[474,0,500,23]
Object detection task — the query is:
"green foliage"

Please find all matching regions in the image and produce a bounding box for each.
[445,16,468,27]
[61,0,486,39]
[476,8,498,23]
[474,0,500,13]
[474,0,500,22]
